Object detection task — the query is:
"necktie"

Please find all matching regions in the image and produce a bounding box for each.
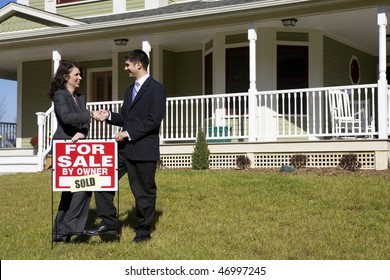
[132,81,140,102]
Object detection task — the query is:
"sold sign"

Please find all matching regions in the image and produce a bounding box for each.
[52,140,118,192]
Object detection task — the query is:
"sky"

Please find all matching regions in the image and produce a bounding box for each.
[0,0,14,8]
[0,1,16,122]
[0,79,17,122]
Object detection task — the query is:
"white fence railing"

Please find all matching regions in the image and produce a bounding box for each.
[0,122,16,148]
[36,84,381,169]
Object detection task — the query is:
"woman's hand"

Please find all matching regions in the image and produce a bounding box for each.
[71,132,86,142]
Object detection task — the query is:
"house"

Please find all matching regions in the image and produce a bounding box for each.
[0,0,389,173]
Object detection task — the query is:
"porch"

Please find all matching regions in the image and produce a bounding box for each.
[29,83,390,171]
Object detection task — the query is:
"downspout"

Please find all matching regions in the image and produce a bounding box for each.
[377,6,388,139]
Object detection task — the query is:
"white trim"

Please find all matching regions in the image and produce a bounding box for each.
[0,3,84,26]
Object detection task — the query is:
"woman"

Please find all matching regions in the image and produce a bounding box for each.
[50,61,94,242]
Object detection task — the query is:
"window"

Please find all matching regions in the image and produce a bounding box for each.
[277,45,308,114]
[349,56,360,84]
[57,0,84,4]
[225,47,249,115]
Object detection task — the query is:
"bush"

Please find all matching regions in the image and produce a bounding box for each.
[339,154,362,171]
[290,154,307,168]
[192,128,210,170]
[236,155,251,169]
[157,158,164,169]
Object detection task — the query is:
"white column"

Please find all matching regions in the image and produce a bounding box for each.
[377,6,388,139]
[248,23,257,142]
[45,0,56,13]
[52,50,61,74]
[36,112,45,171]
[142,39,151,74]
[17,0,29,5]
[145,0,168,9]
[113,0,126,14]
[51,50,60,149]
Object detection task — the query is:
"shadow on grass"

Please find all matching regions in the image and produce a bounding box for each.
[70,207,162,243]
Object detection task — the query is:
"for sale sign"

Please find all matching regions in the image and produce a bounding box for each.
[52,140,118,192]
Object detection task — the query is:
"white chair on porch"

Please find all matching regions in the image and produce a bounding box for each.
[328,89,363,138]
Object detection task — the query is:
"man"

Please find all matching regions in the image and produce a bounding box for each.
[86,49,166,243]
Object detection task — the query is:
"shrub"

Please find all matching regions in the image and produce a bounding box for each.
[290,154,307,168]
[339,154,362,171]
[236,155,251,169]
[157,158,165,169]
[192,128,210,170]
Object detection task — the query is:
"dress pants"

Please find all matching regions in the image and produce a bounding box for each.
[53,191,92,240]
[94,149,157,237]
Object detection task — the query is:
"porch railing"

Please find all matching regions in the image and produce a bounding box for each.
[0,122,16,148]
[36,83,381,170]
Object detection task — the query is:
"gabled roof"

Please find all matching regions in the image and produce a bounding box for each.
[0,2,84,27]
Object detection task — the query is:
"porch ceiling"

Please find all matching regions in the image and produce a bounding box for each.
[0,5,385,77]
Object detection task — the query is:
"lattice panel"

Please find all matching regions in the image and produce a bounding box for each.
[254,152,375,169]
[160,155,192,168]
[160,152,376,169]
[210,154,244,169]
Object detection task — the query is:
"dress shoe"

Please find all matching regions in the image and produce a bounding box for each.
[84,225,118,236]
[53,235,70,242]
[132,235,151,243]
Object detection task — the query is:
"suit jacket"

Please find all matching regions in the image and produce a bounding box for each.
[108,76,166,161]
[52,88,90,140]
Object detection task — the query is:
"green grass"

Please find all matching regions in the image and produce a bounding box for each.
[0,169,389,260]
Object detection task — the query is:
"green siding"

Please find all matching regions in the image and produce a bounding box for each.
[163,50,175,97]
[323,36,377,86]
[126,0,144,11]
[277,32,309,42]
[57,0,113,18]
[163,50,202,97]
[117,51,135,100]
[205,39,213,52]
[22,60,52,147]
[225,33,247,45]
[29,0,45,10]
[0,14,61,33]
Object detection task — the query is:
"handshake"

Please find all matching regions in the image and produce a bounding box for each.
[91,109,110,122]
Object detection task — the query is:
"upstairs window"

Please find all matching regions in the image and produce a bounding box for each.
[57,0,84,4]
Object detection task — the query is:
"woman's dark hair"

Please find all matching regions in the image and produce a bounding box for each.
[125,49,149,70]
[48,61,83,100]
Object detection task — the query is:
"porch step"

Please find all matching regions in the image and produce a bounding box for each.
[0,148,39,173]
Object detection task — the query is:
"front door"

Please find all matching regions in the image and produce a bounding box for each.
[92,71,112,102]
[91,71,112,139]
[277,45,308,114]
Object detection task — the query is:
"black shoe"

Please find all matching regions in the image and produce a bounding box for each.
[84,225,118,236]
[132,235,151,243]
[53,235,70,242]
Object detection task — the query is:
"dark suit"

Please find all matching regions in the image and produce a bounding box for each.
[52,89,92,241]
[94,76,166,238]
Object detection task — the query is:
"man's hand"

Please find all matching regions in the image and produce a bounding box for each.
[114,131,128,142]
[92,109,109,121]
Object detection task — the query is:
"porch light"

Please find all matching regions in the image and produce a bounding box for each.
[281,18,297,27]
[114,38,129,46]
